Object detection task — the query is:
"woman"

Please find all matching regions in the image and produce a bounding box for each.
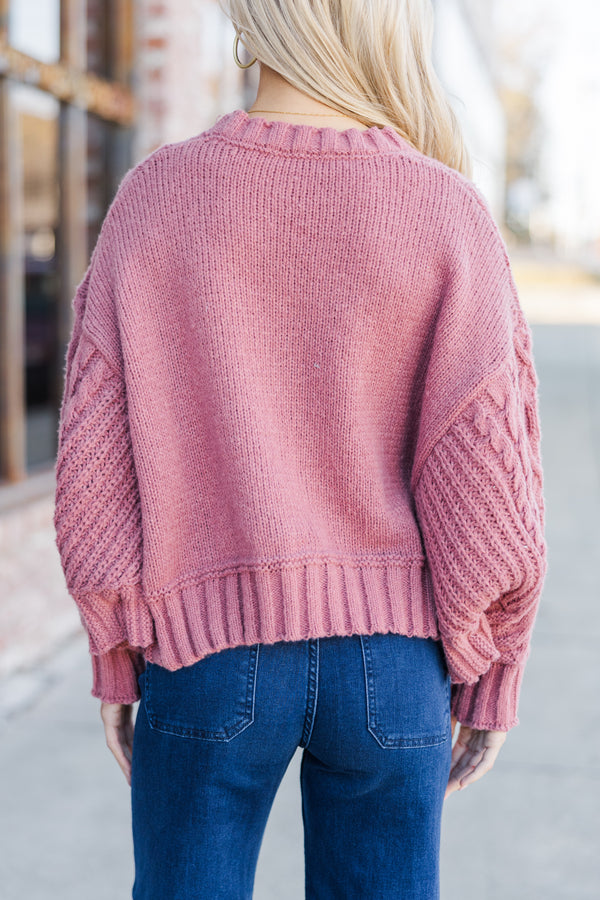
[53,1,548,897]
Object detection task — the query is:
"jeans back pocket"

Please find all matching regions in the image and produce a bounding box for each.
[143,643,260,741]
[359,633,450,748]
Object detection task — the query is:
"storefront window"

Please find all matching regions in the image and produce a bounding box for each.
[10,83,60,471]
[0,0,134,486]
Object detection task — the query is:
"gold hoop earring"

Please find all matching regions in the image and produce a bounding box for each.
[233,32,257,68]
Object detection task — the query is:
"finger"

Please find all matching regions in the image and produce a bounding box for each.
[446,768,474,796]
[124,717,135,761]
[447,749,476,787]
[445,760,475,797]
[445,766,477,799]
[454,753,492,791]
[106,728,133,786]
[449,756,482,790]
[450,736,487,772]
[447,744,487,793]
[456,747,497,789]
[445,722,461,798]
[445,779,461,799]
[450,745,484,774]
[445,744,474,797]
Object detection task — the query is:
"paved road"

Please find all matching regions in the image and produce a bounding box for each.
[0,320,599,899]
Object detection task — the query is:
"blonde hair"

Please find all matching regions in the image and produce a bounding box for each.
[217,0,473,179]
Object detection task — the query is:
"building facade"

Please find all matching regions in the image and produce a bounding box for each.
[1,0,138,491]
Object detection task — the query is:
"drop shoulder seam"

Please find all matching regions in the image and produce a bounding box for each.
[411,353,515,495]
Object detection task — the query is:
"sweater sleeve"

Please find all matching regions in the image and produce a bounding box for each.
[53,261,153,705]
[413,305,548,731]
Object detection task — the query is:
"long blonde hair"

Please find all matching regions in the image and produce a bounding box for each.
[217,0,473,179]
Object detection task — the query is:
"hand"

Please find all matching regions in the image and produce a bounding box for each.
[100,702,135,786]
[445,714,507,799]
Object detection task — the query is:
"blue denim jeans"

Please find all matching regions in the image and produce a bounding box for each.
[131,633,452,899]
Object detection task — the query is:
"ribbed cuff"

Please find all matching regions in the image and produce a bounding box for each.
[451,660,526,731]
[90,646,147,704]
[74,583,155,655]
[440,613,502,684]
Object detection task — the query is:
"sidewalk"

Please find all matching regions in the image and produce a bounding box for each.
[0,314,599,899]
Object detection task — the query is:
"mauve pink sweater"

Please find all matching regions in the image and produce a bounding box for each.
[53,108,548,731]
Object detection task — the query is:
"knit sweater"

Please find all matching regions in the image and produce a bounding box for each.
[53,107,548,732]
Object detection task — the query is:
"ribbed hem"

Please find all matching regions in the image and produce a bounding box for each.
[79,557,528,725]
[450,661,526,731]
[207,108,412,157]
[78,555,441,670]
[90,646,147,704]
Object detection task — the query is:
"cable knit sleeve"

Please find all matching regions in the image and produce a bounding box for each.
[409,184,549,732]
[413,306,548,731]
[53,227,152,704]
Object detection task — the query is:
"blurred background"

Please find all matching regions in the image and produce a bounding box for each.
[0,1,598,898]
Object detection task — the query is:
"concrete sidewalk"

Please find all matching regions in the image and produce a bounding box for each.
[0,319,599,899]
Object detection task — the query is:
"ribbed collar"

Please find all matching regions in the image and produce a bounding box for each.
[207,107,413,156]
